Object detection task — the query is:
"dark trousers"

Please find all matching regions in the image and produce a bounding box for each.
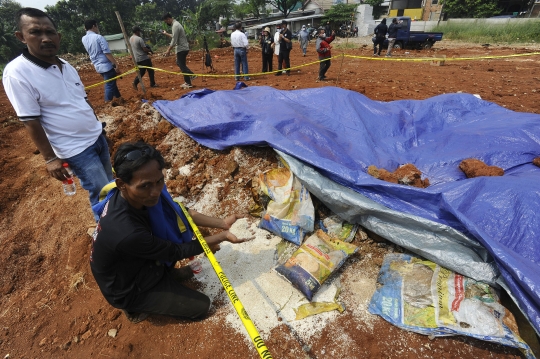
[126,268,210,319]
[176,50,194,85]
[319,58,331,79]
[262,52,273,72]
[134,58,155,86]
[278,50,290,73]
[100,68,121,102]
[373,37,385,55]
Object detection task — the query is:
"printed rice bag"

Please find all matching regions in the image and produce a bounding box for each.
[369,253,533,358]
[276,229,358,300]
[255,167,314,245]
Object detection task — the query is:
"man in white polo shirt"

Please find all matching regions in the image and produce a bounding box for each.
[2,7,113,221]
[230,22,250,81]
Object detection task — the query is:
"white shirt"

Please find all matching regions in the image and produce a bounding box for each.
[2,50,102,159]
[230,30,249,48]
[274,31,281,55]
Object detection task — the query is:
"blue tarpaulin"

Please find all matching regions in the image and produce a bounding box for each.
[153,86,540,334]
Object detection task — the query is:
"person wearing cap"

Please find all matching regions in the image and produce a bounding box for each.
[130,26,157,90]
[299,25,309,56]
[259,27,274,73]
[276,20,292,76]
[315,27,336,81]
[231,22,250,81]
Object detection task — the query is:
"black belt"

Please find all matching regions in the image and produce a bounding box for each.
[233,47,246,49]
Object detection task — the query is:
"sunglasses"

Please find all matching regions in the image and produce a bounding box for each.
[123,148,149,161]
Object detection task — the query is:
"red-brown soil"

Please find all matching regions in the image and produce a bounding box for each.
[459,158,505,178]
[367,163,430,188]
[1,37,539,358]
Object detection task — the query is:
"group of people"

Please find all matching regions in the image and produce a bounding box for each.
[373,17,404,57]
[3,7,251,324]
[80,12,196,101]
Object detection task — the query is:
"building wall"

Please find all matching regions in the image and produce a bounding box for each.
[389,8,423,19]
[422,0,444,21]
[107,39,127,52]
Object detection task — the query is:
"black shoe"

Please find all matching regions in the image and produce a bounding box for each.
[132,83,138,90]
[150,84,159,88]
[275,72,282,76]
[122,310,149,324]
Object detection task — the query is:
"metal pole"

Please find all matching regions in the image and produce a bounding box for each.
[115,11,146,95]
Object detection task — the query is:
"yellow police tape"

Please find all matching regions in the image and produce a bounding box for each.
[84,51,540,90]
[177,202,273,359]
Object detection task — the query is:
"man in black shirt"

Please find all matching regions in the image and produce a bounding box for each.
[276,20,292,76]
[90,142,252,323]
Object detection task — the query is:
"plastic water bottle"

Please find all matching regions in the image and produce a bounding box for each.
[62,177,76,196]
[62,162,74,177]
[189,256,206,281]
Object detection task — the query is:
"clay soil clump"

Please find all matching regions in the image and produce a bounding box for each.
[368,163,430,188]
[459,158,504,178]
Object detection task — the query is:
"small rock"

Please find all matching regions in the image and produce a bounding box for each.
[73,336,79,343]
[81,330,92,340]
[39,338,47,346]
[62,341,71,350]
[108,329,118,338]
[238,178,243,184]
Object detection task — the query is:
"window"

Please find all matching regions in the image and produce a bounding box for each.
[432,0,438,4]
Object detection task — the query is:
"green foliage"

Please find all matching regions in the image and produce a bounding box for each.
[245,0,268,19]
[233,1,250,20]
[321,3,357,26]
[267,0,297,17]
[443,0,501,18]
[432,20,540,43]
[363,0,384,19]
[0,0,23,63]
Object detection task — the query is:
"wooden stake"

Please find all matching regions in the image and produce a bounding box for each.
[115,11,146,95]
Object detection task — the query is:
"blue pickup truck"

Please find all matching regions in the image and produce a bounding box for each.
[382,16,443,50]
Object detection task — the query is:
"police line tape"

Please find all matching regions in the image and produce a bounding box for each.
[84,51,540,90]
[177,202,273,359]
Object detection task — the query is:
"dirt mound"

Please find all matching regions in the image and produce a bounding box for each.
[1,42,538,358]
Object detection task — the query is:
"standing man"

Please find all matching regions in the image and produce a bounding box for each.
[231,22,250,81]
[324,21,332,39]
[161,13,195,90]
[130,26,157,89]
[276,20,292,76]
[373,18,388,57]
[3,8,114,221]
[82,19,122,102]
[298,25,309,57]
[386,18,403,57]
[315,27,335,81]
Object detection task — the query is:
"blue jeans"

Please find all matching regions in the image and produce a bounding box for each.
[234,48,249,80]
[65,134,114,221]
[100,68,121,102]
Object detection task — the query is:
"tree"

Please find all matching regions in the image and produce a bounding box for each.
[321,3,357,27]
[443,0,501,18]
[267,0,297,17]
[0,0,23,64]
[233,1,250,20]
[245,0,269,19]
[363,0,384,20]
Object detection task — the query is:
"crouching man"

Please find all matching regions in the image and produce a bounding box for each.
[90,142,252,323]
